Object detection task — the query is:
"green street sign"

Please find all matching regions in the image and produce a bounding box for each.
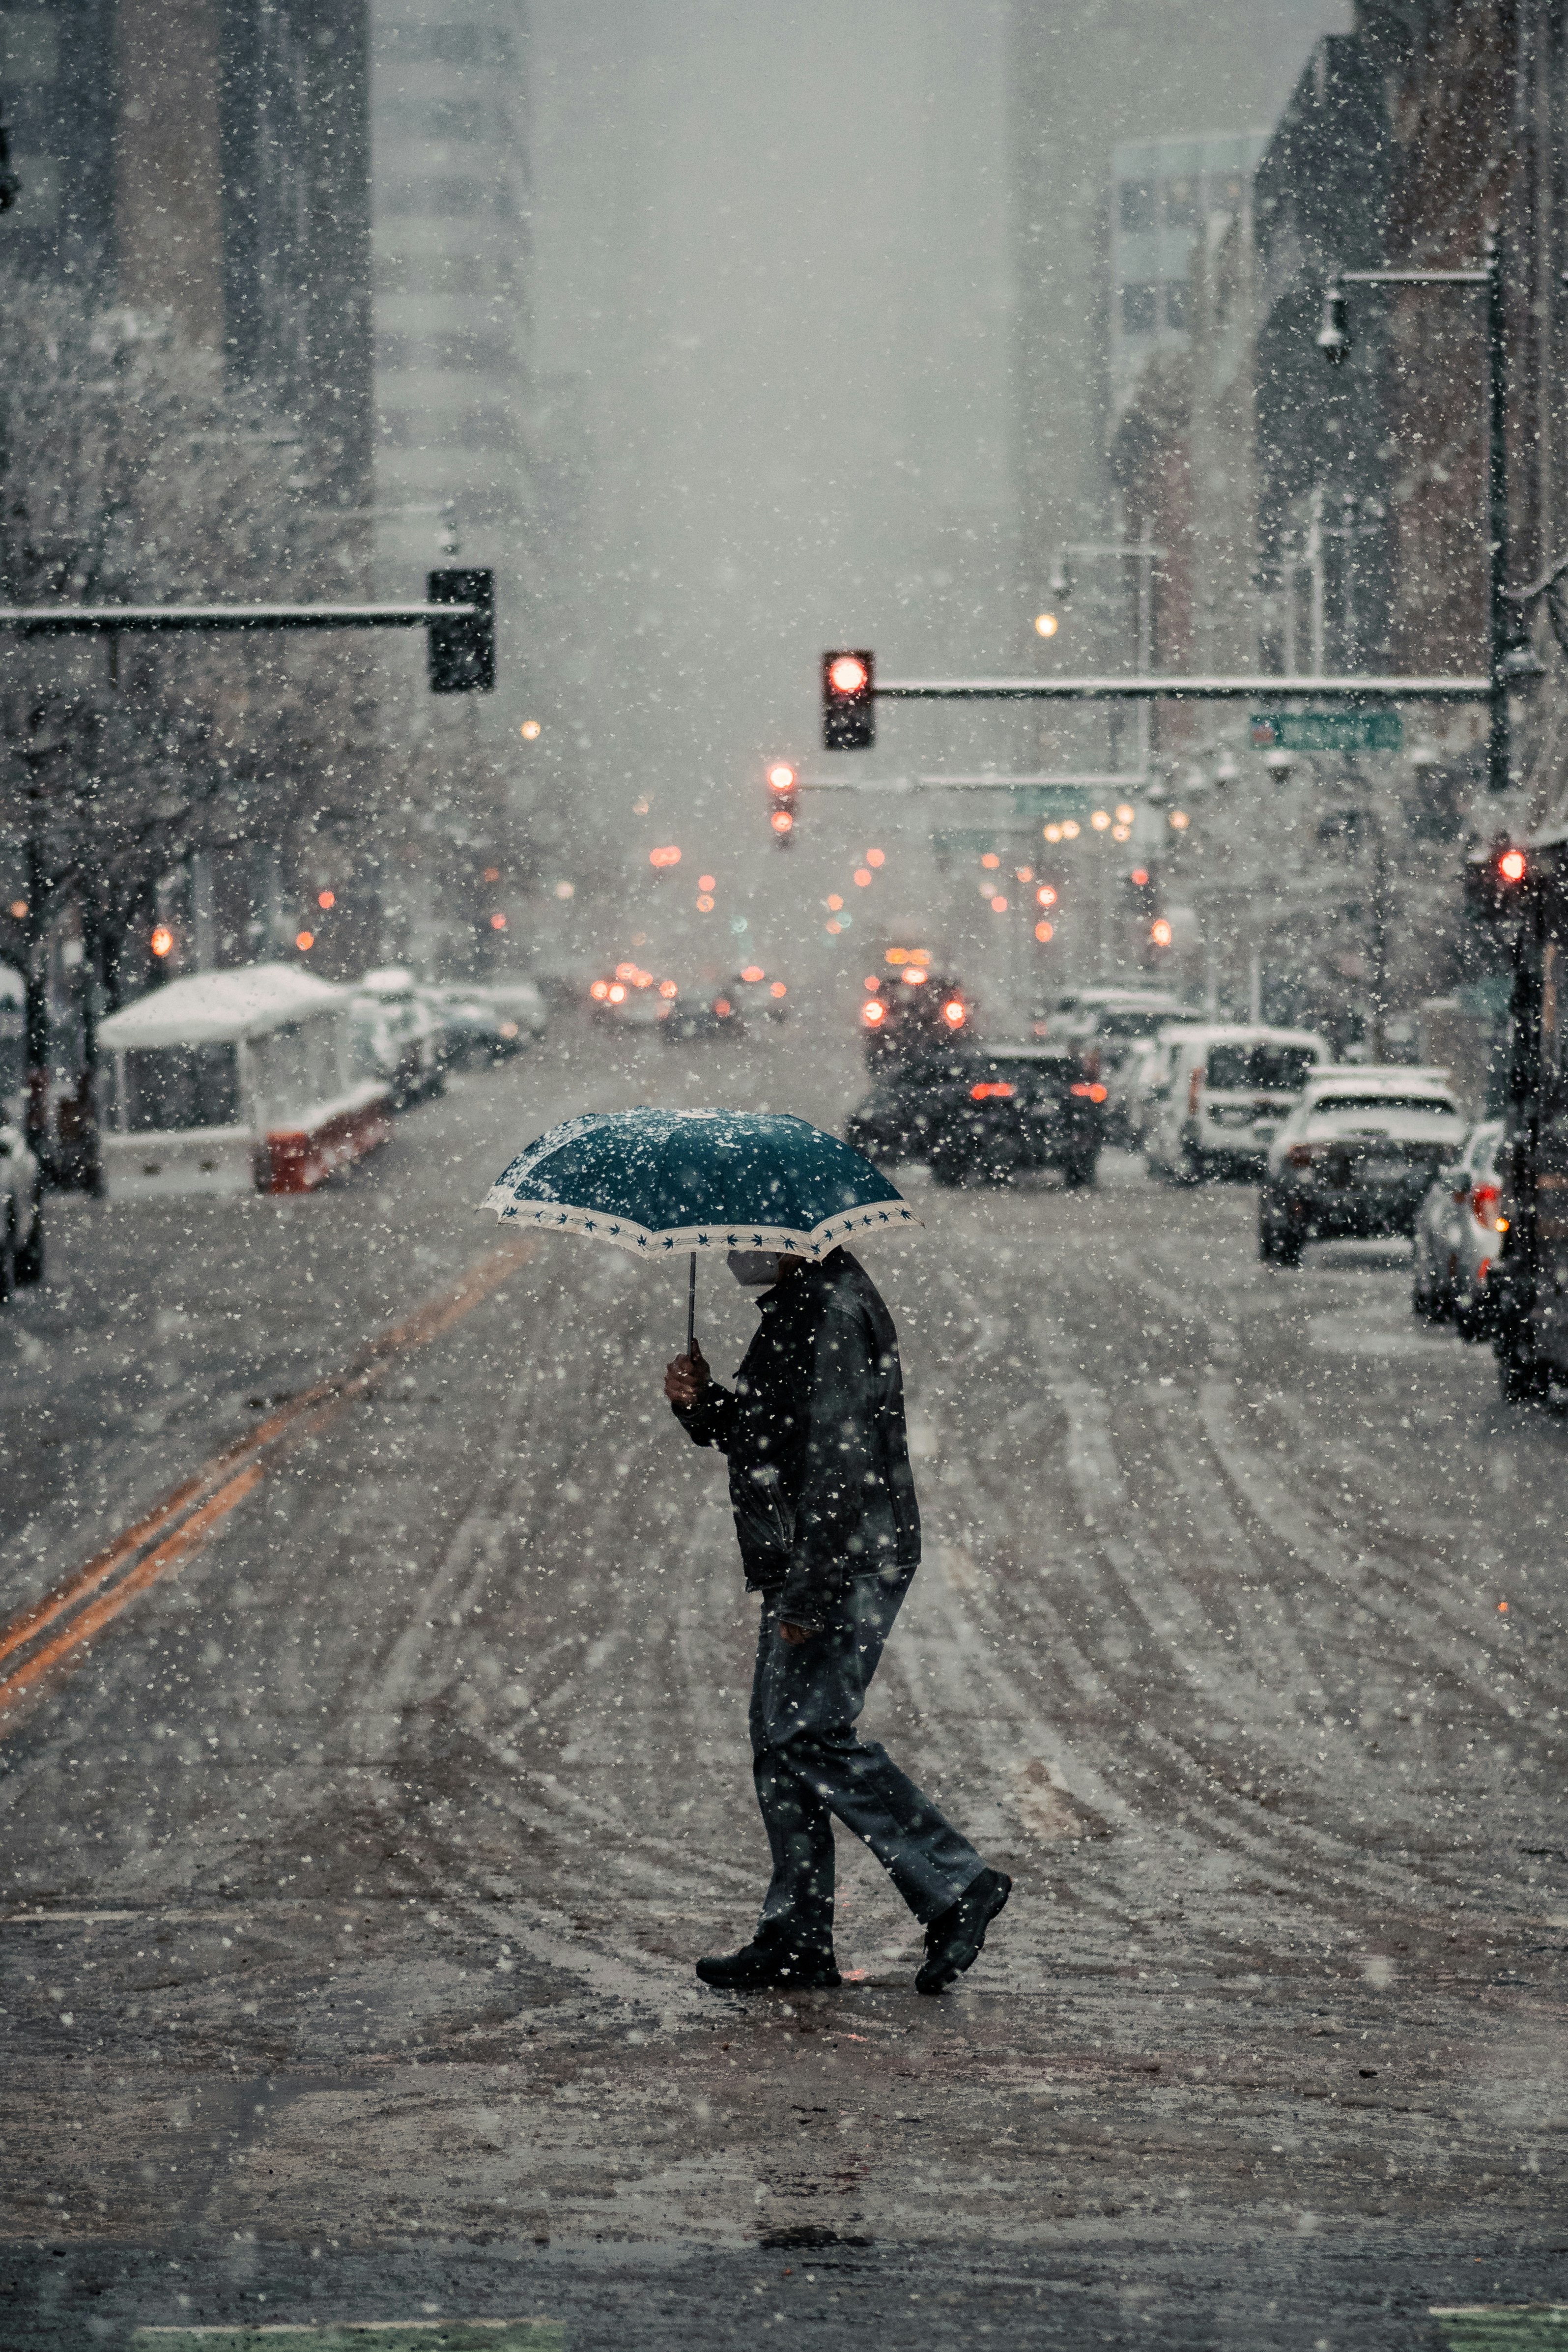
[1010,784,1098,819]
[1250,710,1404,754]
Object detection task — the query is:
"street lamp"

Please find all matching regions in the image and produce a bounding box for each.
[1319,245,1526,792]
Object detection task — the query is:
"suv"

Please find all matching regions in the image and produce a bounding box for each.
[1145,1025,1329,1182]
[923,1044,1105,1188]
[1260,1069,1465,1264]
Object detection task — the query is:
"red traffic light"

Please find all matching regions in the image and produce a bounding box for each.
[1499,847,1527,884]
[823,650,875,750]
[767,762,797,793]
[766,757,798,847]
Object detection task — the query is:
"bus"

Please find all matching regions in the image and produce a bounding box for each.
[97,963,391,1200]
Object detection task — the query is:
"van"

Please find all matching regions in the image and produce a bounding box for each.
[1144,1024,1330,1182]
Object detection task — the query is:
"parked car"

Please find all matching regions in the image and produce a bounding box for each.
[1412,1117,1506,1338]
[1145,1025,1330,1183]
[353,968,446,1108]
[0,1112,44,1297]
[423,985,523,1066]
[922,1044,1106,1188]
[473,977,548,1039]
[1259,1068,1466,1264]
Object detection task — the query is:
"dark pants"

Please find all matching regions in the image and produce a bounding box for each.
[748,1564,984,1953]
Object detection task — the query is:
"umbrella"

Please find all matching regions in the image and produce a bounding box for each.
[480,1107,920,1352]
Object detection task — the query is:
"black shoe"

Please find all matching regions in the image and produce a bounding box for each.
[914,1868,1012,1996]
[695,1938,841,1991]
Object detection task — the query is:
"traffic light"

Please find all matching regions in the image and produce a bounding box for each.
[823,651,875,750]
[428,569,495,692]
[1465,835,1531,923]
[1123,863,1158,922]
[767,760,798,847]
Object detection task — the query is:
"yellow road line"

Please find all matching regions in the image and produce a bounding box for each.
[0,1235,537,1730]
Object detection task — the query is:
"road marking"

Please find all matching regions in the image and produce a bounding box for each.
[133,2327,564,2352]
[0,1237,537,1733]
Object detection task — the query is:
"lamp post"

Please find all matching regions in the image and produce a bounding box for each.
[1317,244,1536,794]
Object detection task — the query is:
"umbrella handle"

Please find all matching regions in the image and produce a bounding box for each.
[686,1252,697,1361]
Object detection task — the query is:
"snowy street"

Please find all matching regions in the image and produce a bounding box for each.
[2,1012,1562,2349]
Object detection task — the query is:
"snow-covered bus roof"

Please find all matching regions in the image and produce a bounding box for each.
[99,963,350,1051]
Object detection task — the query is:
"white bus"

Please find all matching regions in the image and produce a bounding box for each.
[97,963,391,1199]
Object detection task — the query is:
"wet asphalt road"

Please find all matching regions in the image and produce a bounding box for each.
[0,1005,1565,2351]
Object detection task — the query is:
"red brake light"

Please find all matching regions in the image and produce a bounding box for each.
[1069,1082,1110,1103]
[714,998,732,1016]
[942,999,966,1027]
[1470,1182,1500,1225]
[970,1081,1016,1101]
[862,999,885,1024]
[1499,848,1527,883]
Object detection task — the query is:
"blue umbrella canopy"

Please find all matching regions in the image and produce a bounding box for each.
[481,1107,920,1258]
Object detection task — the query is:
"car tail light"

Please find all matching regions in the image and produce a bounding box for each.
[942,999,966,1027]
[1478,1258,1492,1283]
[715,998,732,1016]
[862,999,886,1025]
[1189,1068,1203,1114]
[1070,1081,1108,1103]
[970,1081,1016,1101]
[659,980,678,998]
[1470,1182,1500,1228]
[1286,1143,1315,1168]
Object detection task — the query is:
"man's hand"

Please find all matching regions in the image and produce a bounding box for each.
[664,1348,711,1408]
[778,1620,814,1646]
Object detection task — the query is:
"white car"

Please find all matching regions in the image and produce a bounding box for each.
[0,1113,43,1298]
[1260,1068,1466,1264]
[472,977,548,1038]
[1144,1025,1330,1182]
[1412,1117,1505,1337]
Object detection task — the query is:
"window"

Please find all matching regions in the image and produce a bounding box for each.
[1122,283,1158,336]
[1165,280,1190,332]
[1207,1045,1319,1093]
[1119,178,1156,234]
[123,1043,240,1132]
[1308,1093,1457,1119]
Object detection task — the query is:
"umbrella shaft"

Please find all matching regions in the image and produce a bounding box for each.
[686,1253,696,1358]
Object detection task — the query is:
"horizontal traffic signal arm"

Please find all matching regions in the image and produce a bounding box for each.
[0,567,495,693]
[868,673,1491,703]
[0,600,477,633]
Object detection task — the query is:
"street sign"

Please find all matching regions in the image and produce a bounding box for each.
[1010,784,1099,819]
[1250,710,1404,753]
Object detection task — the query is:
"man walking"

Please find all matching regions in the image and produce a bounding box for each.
[664,1243,1009,1995]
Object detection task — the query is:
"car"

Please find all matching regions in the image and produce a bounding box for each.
[844,1063,948,1165]
[590,968,675,1030]
[860,971,970,1063]
[1259,1068,1466,1264]
[471,977,548,1039]
[0,1113,44,1298]
[922,1044,1106,1188]
[423,985,524,1066]
[354,968,446,1106]
[663,982,745,1043]
[1412,1117,1506,1337]
[1145,1025,1330,1183]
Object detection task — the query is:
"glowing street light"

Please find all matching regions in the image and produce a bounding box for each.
[1115,803,1136,825]
[1033,612,1059,638]
[1091,809,1111,831]
[150,924,174,958]
[520,719,542,741]
[1035,920,1054,943]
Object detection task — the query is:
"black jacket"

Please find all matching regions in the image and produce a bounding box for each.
[672,1248,920,1626]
